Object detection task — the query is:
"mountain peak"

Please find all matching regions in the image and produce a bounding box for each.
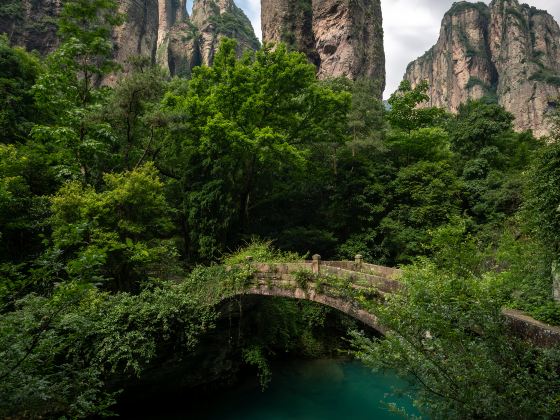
[404,0,560,136]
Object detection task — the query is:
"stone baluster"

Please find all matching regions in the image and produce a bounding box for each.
[312,254,321,275]
[355,254,363,271]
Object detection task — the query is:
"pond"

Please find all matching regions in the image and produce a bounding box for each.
[119,358,420,419]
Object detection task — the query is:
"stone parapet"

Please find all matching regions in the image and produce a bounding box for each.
[503,309,560,348]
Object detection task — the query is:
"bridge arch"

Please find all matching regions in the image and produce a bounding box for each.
[238,284,386,334]
[223,255,403,335]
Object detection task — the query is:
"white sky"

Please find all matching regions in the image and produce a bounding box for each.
[186,0,560,99]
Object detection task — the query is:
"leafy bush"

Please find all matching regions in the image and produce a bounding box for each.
[293,269,315,290]
[352,260,560,419]
[530,301,560,325]
[49,163,178,290]
[0,1,22,19]
[223,239,302,265]
[242,346,271,389]
[0,280,216,418]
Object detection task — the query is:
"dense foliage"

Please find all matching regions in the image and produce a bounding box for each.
[353,233,560,419]
[1,0,560,417]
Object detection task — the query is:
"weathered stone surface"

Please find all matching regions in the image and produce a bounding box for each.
[405,3,496,112]
[192,0,260,66]
[404,0,560,137]
[157,20,201,78]
[246,284,387,333]
[240,260,560,346]
[503,309,560,348]
[154,0,201,78]
[0,0,62,55]
[112,0,160,79]
[489,0,560,137]
[261,0,320,66]
[313,0,384,85]
[261,0,385,98]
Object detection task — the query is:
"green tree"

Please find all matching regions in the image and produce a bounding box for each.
[31,0,123,184]
[387,126,451,167]
[0,141,59,306]
[101,58,168,171]
[450,101,537,228]
[159,40,350,262]
[525,141,560,255]
[387,80,448,132]
[0,35,42,143]
[0,279,215,418]
[449,100,515,162]
[57,0,123,103]
[49,163,177,291]
[520,140,560,323]
[380,161,462,263]
[352,258,560,419]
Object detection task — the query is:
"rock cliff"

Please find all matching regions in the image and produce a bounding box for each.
[404,0,560,137]
[0,0,258,78]
[0,0,61,55]
[191,0,260,66]
[112,0,160,77]
[261,0,385,98]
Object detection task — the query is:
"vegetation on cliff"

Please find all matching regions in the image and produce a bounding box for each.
[405,0,560,136]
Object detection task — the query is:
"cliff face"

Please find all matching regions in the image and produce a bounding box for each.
[0,0,258,78]
[0,0,61,55]
[261,0,320,66]
[155,0,259,76]
[261,0,385,98]
[312,0,385,84]
[404,0,560,137]
[155,0,200,78]
[191,0,260,66]
[113,0,160,75]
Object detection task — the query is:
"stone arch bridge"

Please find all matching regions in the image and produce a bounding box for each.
[236,255,401,334]
[231,255,560,347]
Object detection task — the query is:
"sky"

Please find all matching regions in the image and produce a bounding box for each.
[186,0,560,99]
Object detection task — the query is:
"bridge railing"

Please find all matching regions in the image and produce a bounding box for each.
[244,254,401,295]
[312,255,401,293]
[318,254,402,280]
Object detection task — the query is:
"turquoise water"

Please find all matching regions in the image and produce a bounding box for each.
[122,359,420,419]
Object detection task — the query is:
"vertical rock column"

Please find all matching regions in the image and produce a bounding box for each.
[404,3,497,111]
[261,0,320,66]
[489,0,560,137]
[262,0,385,98]
[157,0,176,49]
[404,0,560,136]
[192,0,260,66]
[156,0,203,78]
[175,0,187,22]
[312,0,385,95]
[0,0,62,55]
[114,0,159,63]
